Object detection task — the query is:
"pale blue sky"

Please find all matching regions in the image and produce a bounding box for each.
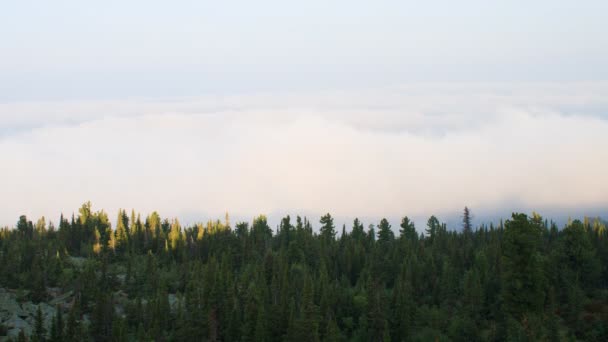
[1,1,607,101]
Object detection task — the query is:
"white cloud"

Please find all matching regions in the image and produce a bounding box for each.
[0,82,607,228]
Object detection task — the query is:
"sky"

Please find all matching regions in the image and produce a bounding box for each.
[1,1,607,230]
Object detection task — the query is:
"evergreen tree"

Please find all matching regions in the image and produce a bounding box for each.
[1,203,606,341]
[351,218,365,241]
[66,296,82,342]
[169,219,182,252]
[462,206,472,234]
[425,215,440,242]
[320,213,336,242]
[399,216,417,241]
[33,305,46,342]
[115,209,129,254]
[501,213,545,337]
[50,305,63,342]
[324,315,343,342]
[377,218,394,243]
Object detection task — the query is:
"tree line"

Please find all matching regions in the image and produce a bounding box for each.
[0,202,607,341]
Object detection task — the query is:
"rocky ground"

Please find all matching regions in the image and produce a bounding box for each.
[0,256,182,341]
[0,286,180,341]
[0,288,59,341]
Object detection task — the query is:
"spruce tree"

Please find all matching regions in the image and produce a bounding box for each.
[501,213,545,336]
[377,218,394,243]
[33,305,46,342]
[462,206,472,234]
[50,305,63,342]
[320,213,336,242]
[399,216,417,241]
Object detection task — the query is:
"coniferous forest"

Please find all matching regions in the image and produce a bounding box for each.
[0,202,607,341]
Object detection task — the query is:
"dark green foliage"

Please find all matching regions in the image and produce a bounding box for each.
[377,218,394,244]
[0,203,606,341]
[501,214,545,320]
[399,216,417,241]
[320,213,336,242]
[462,206,472,234]
[33,305,45,342]
[50,305,63,342]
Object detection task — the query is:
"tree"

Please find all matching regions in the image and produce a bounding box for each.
[251,215,272,253]
[377,218,394,244]
[501,213,545,337]
[399,216,417,241]
[324,315,343,342]
[320,213,336,242]
[148,211,162,251]
[462,269,483,320]
[425,215,440,242]
[33,305,46,342]
[279,215,294,248]
[393,259,415,341]
[168,219,182,251]
[558,219,600,289]
[92,293,114,341]
[115,209,129,253]
[352,218,365,241]
[287,273,320,341]
[17,215,34,239]
[50,305,64,342]
[254,300,269,342]
[35,216,47,237]
[2,201,607,341]
[66,296,83,342]
[462,207,472,234]
[235,222,249,239]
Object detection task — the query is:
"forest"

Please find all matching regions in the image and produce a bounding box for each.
[0,202,606,341]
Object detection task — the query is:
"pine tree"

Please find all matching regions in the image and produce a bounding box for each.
[462,269,483,320]
[66,296,82,342]
[50,305,63,342]
[393,260,415,342]
[148,211,162,251]
[35,216,47,237]
[115,209,129,254]
[462,206,472,234]
[324,315,343,342]
[254,301,269,342]
[33,305,46,342]
[169,219,182,251]
[93,228,103,255]
[92,293,114,341]
[501,213,545,335]
[108,228,117,252]
[320,213,336,242]
[352,218,365,241]
[425,215,440,242]
[288,273,320,341]
[377,218,394,243]
[399,216,417,241]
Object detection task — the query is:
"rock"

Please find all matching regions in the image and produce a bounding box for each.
[21,302,54,332]
[67,256,87,269]
[116,274,127,285]
[168,294,181,313]
[48,290,73,307]
[4,314,32,338]
[0,289,27,321]
[46,287,62,299]
[0,288,58,339]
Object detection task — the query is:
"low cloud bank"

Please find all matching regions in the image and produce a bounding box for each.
[1,82,607,229]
